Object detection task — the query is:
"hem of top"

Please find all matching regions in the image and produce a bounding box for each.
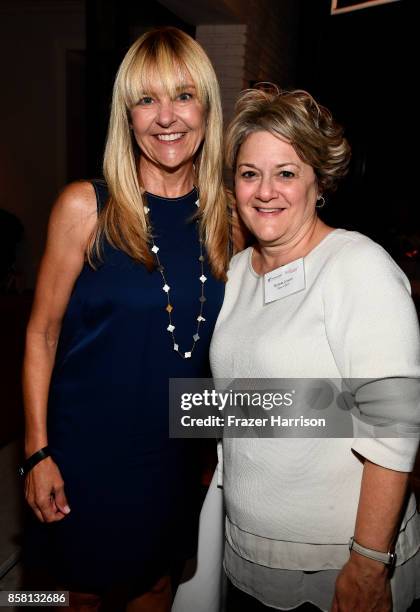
[226,515,349,545]
[224,562,329,612]
[225,512,420,568]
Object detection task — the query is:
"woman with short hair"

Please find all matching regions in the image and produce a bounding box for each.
[210,87,420,611]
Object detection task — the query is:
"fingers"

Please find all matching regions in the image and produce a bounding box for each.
[30,505,46,523]
[54,485,71,516]
[27,487,66,522]
[24,459,70,523]
[36,495,66,522]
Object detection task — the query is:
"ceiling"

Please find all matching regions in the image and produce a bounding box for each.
[157,0,243,24]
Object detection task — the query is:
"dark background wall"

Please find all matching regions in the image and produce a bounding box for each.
[296,0,414,260]
[0,0,414,291]
[0,0,416,441]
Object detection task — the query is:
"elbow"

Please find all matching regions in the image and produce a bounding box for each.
[25,320,62,352]
[45,327,61,350]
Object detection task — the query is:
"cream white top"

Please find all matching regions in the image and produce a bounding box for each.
[210,229,420,570]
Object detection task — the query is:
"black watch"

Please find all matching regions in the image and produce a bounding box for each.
[18,446,51,477]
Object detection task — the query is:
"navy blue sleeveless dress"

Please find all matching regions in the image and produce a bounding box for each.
[29,182,224,593]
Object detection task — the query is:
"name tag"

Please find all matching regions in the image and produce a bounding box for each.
[264,257,306,303]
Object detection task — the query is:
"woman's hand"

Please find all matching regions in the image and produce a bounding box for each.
[331,554,392,612]
[25,457,71,523]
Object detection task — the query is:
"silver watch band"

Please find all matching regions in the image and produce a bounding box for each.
[349,537,397,567]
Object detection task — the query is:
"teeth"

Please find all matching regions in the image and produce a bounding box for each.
[257,208,280,213]
[156,133,184,141]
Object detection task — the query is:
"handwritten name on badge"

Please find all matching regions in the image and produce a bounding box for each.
[264,257,306,304]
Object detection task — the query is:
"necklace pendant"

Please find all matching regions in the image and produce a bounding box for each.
[173,343,179,351]
[197,315,206,322]
[167,324,175,332]
[162,284,170,293]
[166,304,173,313]
[151,245,159,254]
[193,333,200,342]
[199,274,207,283]
[184,352,192,359]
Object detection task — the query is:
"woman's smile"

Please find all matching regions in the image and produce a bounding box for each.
[154,132,186,142]
[254,206,287,214]
[235,131,318,249]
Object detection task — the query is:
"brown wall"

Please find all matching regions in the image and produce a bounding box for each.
[0,1,85,288]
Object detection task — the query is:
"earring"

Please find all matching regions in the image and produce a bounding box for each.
[316,195,326,209]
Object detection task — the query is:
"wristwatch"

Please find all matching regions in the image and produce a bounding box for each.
[349,536,397,568]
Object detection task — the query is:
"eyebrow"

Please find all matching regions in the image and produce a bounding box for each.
[175,83,196,92]
[138,83,196,97]
[237,162,299,169]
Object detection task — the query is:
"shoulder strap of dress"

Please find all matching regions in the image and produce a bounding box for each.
[91,179,109,214]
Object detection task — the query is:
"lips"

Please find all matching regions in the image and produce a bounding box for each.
[155,132,185,142]
[256,207,286,214]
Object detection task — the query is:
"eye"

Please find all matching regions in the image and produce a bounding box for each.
[239,170,257,179]
[138,96,154,106]
[177,92,193,102]
[279,170,295,178]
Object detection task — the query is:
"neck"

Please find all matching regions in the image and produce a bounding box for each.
[254,216,332,274]
[139,158,195,198]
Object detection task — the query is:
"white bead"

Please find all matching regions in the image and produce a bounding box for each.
[162,284,170,292]
[151,245,159,253]
[185,352,191,358]
[197,315,206,322]
[193,333,200,342]
[173,344,179,351]
[195,199,200,207]
[199,275,207,283]
[167,324,175,332]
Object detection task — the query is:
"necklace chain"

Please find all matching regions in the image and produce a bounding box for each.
[145,193,206,359]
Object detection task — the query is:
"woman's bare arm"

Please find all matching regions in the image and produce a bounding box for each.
[23,181,97,522]
[332,458,411,612]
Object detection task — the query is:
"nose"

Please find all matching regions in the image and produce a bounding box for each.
[156,99,176,128]
[255,177,277,202]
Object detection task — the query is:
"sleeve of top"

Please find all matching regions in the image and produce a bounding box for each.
[322,236,420,471]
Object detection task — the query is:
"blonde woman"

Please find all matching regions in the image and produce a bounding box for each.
[210,88,420,611]
[22,27,229,611]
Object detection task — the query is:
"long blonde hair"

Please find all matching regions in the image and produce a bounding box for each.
[88,27,229,280]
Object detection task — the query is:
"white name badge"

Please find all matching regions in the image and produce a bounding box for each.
[264,257,306,304]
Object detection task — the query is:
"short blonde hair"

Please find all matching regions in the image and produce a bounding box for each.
[88,27,229,280]
[225,87,351,194]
